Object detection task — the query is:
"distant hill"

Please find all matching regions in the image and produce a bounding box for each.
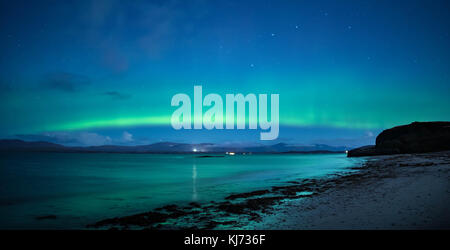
[0,139,66,152]
[348,121,450,157]
[0,139,346,154]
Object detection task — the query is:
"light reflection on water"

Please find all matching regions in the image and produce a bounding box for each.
[0,152,365,229]
[192,164,197,201]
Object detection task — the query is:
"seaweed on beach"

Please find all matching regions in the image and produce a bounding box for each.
[88,151,450,230]
[225,190,271,200]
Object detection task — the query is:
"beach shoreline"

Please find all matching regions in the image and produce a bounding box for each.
[89,151,450,230]
[252,151,450,229]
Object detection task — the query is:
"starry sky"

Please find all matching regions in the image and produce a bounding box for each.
[0,0,449,147]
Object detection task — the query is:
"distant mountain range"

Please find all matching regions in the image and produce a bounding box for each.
[0,139,348,154]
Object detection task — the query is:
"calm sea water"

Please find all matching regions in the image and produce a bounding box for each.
[0,152,364,229]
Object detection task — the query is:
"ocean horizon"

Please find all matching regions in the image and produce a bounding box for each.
[0,152,364,229]
[1,1,449,246]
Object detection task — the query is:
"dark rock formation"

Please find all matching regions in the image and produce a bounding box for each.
[348,122,450,157]
[346,145,378,157]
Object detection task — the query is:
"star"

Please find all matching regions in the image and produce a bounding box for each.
[271,33,276,37]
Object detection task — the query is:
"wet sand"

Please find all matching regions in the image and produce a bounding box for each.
[88,151,450,230]
[252,151,450,229]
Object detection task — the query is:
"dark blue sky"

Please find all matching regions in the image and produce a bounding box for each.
[0,0,449,146]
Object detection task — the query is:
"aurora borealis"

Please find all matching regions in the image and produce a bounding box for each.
[0,0,449,146]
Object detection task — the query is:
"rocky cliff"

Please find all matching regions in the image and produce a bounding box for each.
[348,122,450,157]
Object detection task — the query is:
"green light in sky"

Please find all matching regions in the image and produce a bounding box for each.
[45,114,385,132]
[45,116,171,131]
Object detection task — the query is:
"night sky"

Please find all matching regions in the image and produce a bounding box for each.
[0,0,449,146]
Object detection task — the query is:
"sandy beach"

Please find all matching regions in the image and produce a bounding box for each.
[251,151,450,229]
[88,151,450,230]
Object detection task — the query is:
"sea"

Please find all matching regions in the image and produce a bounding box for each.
[0,152,365,229]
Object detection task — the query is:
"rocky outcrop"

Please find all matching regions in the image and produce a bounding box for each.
[348,122,450,157]
[346,145,378,157]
